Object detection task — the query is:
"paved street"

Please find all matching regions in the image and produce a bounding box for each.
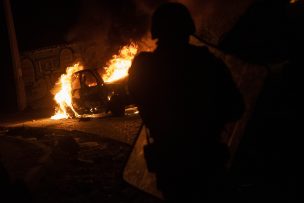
[2,114,142,145]
[0,106,295,203]
[0,110,162,203]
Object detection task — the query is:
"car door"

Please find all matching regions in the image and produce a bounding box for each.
[71,70,108,114]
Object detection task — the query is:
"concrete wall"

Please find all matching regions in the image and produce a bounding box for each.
[19,41,107,110]
[20,44,77,110]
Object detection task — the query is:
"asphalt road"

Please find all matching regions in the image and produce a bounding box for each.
[0,110,163,203]
[0,107,142,145]
[0,106,296,202]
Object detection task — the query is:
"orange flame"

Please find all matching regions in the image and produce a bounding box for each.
[51,63,83,120]
[102,43,138,83]
[51,43,138,120]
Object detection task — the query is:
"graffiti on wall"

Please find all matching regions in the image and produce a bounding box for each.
[21,45,76,109]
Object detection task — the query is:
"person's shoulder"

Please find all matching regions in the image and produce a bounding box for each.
[189,45,226,67]
[189,45,218,61]
[131,52,154,68]
[133,51,154,62]
[189,45,211,55]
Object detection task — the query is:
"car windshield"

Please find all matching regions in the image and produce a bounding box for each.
[82,71,98,87]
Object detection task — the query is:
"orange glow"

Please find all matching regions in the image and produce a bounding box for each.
[51,63,83,120]
[102,43,138,83]
[51,43,138,119]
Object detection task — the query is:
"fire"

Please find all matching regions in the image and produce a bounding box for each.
[51,63,83,120]
[51,43,138,120]
[102,43,138,83]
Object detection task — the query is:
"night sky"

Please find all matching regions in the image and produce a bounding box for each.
[11,0,81,51]
[10,0,304,62]
[11,0,151,51]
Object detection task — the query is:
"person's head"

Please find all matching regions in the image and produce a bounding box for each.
[151,2,195,44]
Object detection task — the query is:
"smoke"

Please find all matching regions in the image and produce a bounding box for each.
[64,0,173,68]
[67,0,208,48]
[134,0,255,44]
[133,0,213,40]
[66,0,150,68]
[66,0,254,68]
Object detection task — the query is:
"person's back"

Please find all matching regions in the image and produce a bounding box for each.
[128,2,244,202]
[129,43,243,144]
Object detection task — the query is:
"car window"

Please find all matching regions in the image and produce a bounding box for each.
[82,71,98,87]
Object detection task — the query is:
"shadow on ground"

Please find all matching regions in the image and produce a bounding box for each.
[0,127,162,203]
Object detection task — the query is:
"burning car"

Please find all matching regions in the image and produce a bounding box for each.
[71,68,129,116]
[51,43,138,120]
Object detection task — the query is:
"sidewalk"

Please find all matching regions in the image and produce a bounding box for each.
[0,108,53,126]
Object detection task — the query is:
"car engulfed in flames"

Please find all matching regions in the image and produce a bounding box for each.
[51,43,138,119]
[70,68,130,116]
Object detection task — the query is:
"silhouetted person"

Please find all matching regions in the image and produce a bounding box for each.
[128,3,244,202]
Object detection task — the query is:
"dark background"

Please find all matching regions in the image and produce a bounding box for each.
[10,0,304,64]
[0,0,301,201]
[11,0,149,51]
[11,0,81,51]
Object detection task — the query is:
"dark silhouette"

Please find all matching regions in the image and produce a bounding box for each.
[128,2,244,203]
[218,1,298,201]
